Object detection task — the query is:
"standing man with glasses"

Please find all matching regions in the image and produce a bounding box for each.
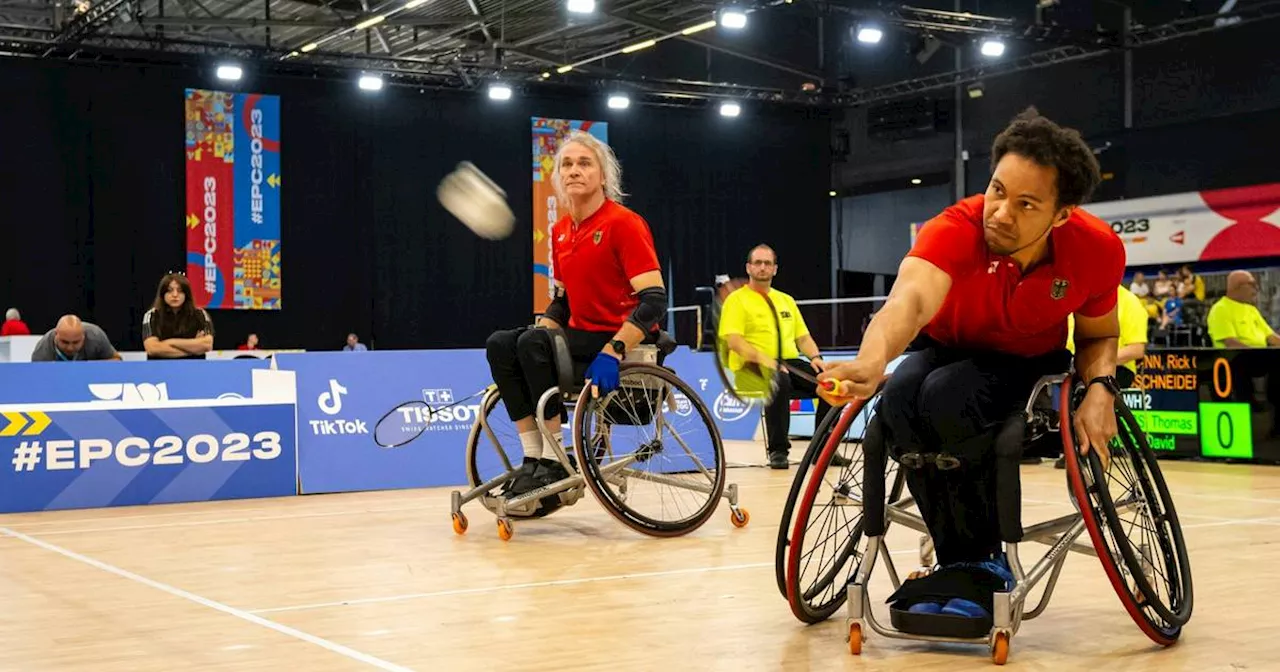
[718,244,834,469]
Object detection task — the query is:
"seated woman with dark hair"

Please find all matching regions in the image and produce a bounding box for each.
[142,272,215,360]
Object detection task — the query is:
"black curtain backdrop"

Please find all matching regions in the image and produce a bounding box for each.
[0,57,832,352]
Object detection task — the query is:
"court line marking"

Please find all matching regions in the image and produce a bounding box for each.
[0,497,432,529]
[0,526,415,672]
[1181,517,1280,530]
[23,504,431,537]
[252,547,926,615]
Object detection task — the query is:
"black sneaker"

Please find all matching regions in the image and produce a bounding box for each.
[768,452,789,469]
[535,457,569,486]
[829,452,853,468]
[503,457,543,497]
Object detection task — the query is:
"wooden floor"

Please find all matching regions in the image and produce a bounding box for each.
[0,440,1277,671]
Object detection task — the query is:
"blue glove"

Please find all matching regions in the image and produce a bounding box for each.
[585,352,621,396]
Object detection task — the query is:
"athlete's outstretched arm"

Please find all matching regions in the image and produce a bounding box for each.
[818,256,952,399]
[1072,309,1120,468]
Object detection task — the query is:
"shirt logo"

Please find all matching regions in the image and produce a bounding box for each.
[1050,278,1069,300]
[988,261,999,274]
[593,231,603,245]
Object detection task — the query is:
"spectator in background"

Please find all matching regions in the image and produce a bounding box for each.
[1161,294,1184,330]
[142,272,215,360]
[31,315,120,361]
[1129,272,1151,300]
[1153,270,1174,299]
[1177,264,1205,301]
[1207,270,1280,348]
[344,333,368,351]
[1,308,30,336]
[238,333,260,351]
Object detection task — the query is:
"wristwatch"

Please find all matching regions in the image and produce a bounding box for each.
[610,340,627,358]
[1087,375,1119,395]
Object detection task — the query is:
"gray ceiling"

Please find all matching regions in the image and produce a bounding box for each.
[1,0,1278,108]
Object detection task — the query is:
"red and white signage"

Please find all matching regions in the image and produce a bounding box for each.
[1085,183,1280,266]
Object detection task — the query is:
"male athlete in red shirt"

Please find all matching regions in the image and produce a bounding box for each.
[486,131,666,497]
[818,108,1124,620]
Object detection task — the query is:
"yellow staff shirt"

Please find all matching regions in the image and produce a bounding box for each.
[717,286,809,370]
[1066,285,1148,374]
[1207,296,1274,348]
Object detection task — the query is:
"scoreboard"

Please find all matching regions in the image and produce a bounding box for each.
[1124,348,1280,463]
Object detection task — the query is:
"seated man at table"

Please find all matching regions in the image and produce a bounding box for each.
[1207,271,1280,348]
[30,315,120,362]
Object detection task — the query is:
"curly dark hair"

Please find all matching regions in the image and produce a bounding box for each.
[990,106,1101,208]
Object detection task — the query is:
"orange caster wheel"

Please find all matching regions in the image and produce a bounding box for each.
[991,631,1010,665]
[848,623,863,655]
[451,512,468,535]
[497,518,514,541]
[730,507,750,528]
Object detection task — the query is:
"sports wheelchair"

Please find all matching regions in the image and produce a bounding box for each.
[775,372,1193,665]
[450,327,749,541]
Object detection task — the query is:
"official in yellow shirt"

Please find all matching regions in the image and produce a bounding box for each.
[1207,271,1280,348]
[718,244,831,469]
[1067,285,1147,389]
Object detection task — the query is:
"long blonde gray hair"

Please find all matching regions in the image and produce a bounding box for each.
[551,130,626,208]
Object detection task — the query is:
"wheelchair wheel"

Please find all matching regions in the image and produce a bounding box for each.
[774,404,843,598]
[1061,376,1193,645]
[464,387,565,519]
[783,393,905,624]
[572,363,725,537]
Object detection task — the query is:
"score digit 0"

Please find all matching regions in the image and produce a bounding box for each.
[1213,357,1232,399]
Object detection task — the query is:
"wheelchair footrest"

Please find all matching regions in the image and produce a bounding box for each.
[888,606,992,639]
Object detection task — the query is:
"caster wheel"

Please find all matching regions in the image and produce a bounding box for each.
[497,518,514,541]
[730,507,750,528]
[451,512,468,536]
[991,631,1010,666]
[848,623,863,656]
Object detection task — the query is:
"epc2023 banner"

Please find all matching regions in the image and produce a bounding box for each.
[185,88,282,310]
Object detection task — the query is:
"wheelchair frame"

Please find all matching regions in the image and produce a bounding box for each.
[779,371,1190,664]
[449,335,748,540]
[844,374,1088,661]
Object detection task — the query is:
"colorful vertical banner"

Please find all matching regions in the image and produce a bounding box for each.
[185,89,282,310]
[531,117,607,315]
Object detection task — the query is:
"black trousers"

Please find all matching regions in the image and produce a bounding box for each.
[485,327,613,422]
[763,359,834,455]
[877,341,1071,565]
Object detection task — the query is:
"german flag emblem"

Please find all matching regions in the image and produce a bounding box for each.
[0,412,51,437]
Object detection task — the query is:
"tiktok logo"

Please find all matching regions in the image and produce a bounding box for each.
[318,379,348,416]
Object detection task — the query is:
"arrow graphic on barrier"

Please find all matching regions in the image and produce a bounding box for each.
[24,412,50,435]
[1,412,28,436]
[0,411,51,437]
[268,174,281,188]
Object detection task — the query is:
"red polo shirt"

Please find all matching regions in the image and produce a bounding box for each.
[909,194,1125,358]
[551,199,661,333]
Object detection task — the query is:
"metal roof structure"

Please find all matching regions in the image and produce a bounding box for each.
[1,0,1278,108]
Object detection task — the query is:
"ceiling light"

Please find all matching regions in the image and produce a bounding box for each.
[355,15,386,30]
[566,0,594,13]
[828,190,837,197]
[404,0,427,7]
[540,71,551,79]
[911,178,922,185]
[488,83,512,100]
[980,39,1005,57]
[719,101,741,117]
[300,42,318,52]
[607,94,630,109]
[358,74,383,91]
[215,64,242,81]
[719,9,747,29]
[621,39,656,54]
[856,27,882,44]
[681,20,717,35]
